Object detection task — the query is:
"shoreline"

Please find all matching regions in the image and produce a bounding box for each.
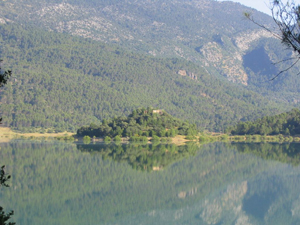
[2,127,300,144]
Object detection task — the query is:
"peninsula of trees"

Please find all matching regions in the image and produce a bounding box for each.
[228,108,300,136]
[77,107,198,138]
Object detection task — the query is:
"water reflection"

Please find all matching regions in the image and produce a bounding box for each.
[232,142,300,166]
[0,141,300,224]
[77,143,198,171]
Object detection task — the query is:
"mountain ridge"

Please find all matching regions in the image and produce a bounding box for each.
[1,0,300,103]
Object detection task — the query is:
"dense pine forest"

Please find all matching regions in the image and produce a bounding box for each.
[0,24,289,132]
[228,108,300,135]
[2,0,300,103]
[77,107,197,138]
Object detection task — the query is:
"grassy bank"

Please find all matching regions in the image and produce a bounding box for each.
[0,127,75,142]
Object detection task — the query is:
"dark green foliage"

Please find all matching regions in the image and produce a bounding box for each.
[77,142,198,171]
[0,23,289,132]
[0,166,15,225]
[151,135,160,143]
[228,108,300,135]
[129,136,148,143]
[233,142,300,166]
[114,135,122,142]
[0,166,10,188]
[77,108,198,138]
[2,0,300,106]
[0,208,15,225]
[185,135,196,140]
[0,62,11,88]
[104,136,111,143]
[0,60,11,124]
[160,137,171,143]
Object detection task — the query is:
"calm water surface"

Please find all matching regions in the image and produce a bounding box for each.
[1,140,300,225]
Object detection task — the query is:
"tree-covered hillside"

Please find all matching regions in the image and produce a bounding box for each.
[228,108,300,135]
[0,24,290,131]
[0,24,289,132]
[2,0,300,103]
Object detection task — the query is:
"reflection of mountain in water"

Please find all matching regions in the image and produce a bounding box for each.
[76,143,198,171]
[123,168,300,225]
[1,141,300,224]
[241,166,300,225]
[232,142,300,166]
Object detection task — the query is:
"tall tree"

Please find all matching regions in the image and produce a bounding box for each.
[0,61,11,87]
[0,60,11,124]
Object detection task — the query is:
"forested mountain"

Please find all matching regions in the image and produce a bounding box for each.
[228,108,300,135]
[1,0,300,103]
[0,24,288,132]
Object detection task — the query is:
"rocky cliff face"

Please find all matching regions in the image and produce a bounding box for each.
[200,181,249,224]
[199,30,275,85]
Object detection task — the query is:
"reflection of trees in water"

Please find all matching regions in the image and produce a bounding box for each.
[232,142,300,166]
[77,143,198,171]
[4,141,300,224]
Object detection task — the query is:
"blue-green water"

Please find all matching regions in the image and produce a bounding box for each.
[1,141,300,224]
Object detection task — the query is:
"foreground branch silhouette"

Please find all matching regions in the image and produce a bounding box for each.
[245,0,300,79]
[0,166,15,225]
[0,61,14,225]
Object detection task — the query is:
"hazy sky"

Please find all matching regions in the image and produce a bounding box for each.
[221,0,300,16]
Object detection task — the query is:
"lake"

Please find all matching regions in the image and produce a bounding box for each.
[1,140,300,224]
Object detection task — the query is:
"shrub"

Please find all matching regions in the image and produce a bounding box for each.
[104,136,111,143]
[142,131,149,137]
[233,136,245,141]
[199,136,208,142]
[220,134,229,140]
[47,129,54,133]
[160,137,168,143]
[129,136,139,142]
[114,135,122,142]
[185,135,195,140]
[294,137,300,142]
[140,136,148,143]
[151,135,160,143]
[83,135,91,144]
